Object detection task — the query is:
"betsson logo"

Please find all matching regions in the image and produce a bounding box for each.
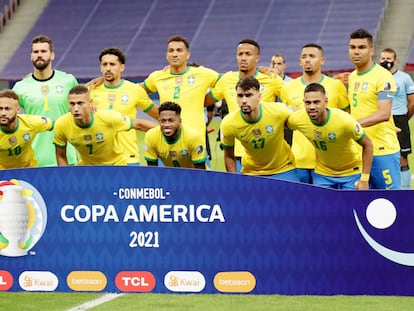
[0,270,13,291]
[214,271,256,293]
[67,271,107,291]
[115,271,156,292]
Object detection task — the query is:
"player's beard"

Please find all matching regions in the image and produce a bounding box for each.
[104,72,115,82]
[0,114,15,126]
[241,105,252,115]
[33,58,51,71]
[163,128,179,142]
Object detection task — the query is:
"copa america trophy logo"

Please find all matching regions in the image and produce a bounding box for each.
[0,179,47,257]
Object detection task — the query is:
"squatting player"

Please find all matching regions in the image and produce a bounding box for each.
[0,89,54,169]
[220,76,298,181]
[144,101,206,169]
[54,85,156,166]
[287,83,373,190]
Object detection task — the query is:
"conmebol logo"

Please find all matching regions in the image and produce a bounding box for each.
[0,180,47,257]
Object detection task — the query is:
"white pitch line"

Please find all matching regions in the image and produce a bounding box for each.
[66,293,125,311]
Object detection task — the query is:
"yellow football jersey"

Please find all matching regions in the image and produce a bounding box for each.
[0,114,53,169]
[144,66,219,138]
[90,79,154,164]
[280,75,349,169]
[144,125,206,167]
[210,69,284,157]
[287,108,365,176]
[348,64,399,156]
[220,102,294,175]
[54,109,132,165]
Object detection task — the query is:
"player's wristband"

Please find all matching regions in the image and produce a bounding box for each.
[360,174,370,182]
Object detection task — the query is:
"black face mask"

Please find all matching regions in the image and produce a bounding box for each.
[380,60,394,71]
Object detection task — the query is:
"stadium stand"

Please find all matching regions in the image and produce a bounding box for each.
[0,0,389,81]
[0,0,19,32]
[406,41,414,71]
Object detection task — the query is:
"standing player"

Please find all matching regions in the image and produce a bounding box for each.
[220,77,298,181]
[54,85,156,166]
[379,48,414,189]
[205,39,284,171]
[348,28,400,189]
[90,47,159,165]
[12,35,78,166]
[287,83,373,190]
[279,43,349,183]
[270,53,292,82]
[0,89,53,169]
[144,101,206,169]
[143,35,219,147]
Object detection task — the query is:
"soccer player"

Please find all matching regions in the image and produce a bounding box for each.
[270,53,292,82]
[279,43,349,184]
[12,35,78,166]
[220,76,298,181]
[54,85,156,166]
[205,39,284,171]
[144,101,206,169]
[0,89,53,169]
[287,83,373,190]
[379,48,414,189]
[348,28,400,190]
[143,35,219,146]
[90,47,159,165]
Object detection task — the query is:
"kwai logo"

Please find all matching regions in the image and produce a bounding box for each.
[0,179,47,257]
[354,198,414,266]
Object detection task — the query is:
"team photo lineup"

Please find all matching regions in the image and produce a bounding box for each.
[1,27,414,190]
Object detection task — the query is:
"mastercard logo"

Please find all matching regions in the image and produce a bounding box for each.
[213,271,256,293]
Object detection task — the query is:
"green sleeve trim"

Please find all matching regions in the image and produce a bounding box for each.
[193,158,207,164]
[143,102,155,112]
[220,143,233,149]
[144,157,158,163]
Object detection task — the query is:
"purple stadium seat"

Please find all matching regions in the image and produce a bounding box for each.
[0,0,387,81]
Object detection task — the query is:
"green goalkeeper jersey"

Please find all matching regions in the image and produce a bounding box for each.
[13,70,78,166]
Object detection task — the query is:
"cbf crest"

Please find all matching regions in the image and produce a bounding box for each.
[313,130,323,140]
[8,136,17,146]
[40,85,49,96]
[265,125,274,135]
[175,77,183,86]
[252,129,261,138]
[187,76,195,85]
[83,134,92,144]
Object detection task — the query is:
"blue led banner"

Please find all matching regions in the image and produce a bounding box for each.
[0,166,413,295]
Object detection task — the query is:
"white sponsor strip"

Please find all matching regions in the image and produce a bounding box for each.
[65,293,125,311]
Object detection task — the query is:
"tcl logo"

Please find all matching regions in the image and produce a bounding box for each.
[115,271,156,292]
[0,270,13,291]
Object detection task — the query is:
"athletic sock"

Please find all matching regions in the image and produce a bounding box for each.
[401,167,411,190]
